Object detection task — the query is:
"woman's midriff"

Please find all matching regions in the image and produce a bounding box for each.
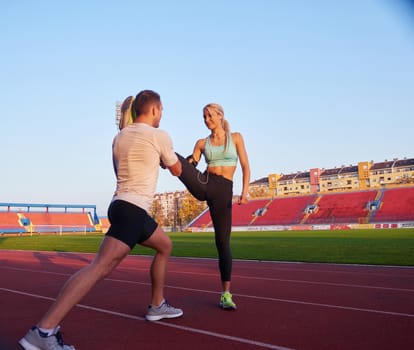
[207,165,236,181]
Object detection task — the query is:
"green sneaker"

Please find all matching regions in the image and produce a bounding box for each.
[219,291,237,310]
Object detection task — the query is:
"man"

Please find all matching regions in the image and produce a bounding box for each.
[19,90,183,350]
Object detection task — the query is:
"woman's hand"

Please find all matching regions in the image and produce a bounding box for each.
[238,195,248,205]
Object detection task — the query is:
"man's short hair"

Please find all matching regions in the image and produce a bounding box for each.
[133,90,161,117]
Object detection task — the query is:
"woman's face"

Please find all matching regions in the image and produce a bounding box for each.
[203,108,221,130]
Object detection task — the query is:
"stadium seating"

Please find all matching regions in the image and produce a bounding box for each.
[0,212,23,233]
[20,212,95,232]
[4,186,414,234]
[186,189,402,229]
[303,191,378,224]
[371,187,414,222]
[253,196,316,225]
[232,199,271,226]
[99,217,110,232]
[189,209,213,228]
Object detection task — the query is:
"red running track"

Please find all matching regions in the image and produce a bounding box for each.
[0,250,413,350]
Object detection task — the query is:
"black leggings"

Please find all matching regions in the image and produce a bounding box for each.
[177,154,233,282]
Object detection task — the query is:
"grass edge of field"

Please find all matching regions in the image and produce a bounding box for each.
[1,228,413,266]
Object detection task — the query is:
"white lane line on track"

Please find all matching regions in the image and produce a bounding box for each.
[0,287,294,350]
[234,275,414,293]
[1,266,414,318]
[2,265,413,293]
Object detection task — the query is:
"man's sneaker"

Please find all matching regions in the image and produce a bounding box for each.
[19,326,75,350]
[220,291,237,310]
[145,300,183,321]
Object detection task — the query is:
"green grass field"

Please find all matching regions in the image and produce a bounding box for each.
[1,228,414,266]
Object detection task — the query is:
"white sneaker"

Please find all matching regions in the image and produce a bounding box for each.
[19,326,75,350]
[145,300,183,321]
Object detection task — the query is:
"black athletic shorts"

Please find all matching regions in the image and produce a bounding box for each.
[106,200,158,249]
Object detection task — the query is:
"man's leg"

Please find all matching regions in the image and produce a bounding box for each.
[141,225,172,306]
[141,226,183,321]
[38,236,130,329]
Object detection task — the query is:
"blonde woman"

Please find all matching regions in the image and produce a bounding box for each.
[177,103,250,309]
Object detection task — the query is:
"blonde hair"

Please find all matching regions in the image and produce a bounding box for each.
[203,103,230,133]
[119,96,135,130]
[203,103,231,150]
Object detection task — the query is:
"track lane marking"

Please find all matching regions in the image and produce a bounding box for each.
[2,265,413,293]
[0,287,294,350]
[1,267,414,318]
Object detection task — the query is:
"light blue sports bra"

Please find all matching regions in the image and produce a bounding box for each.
[203,134,238,167]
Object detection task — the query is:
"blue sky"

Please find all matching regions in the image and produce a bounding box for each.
[1,0,413,215]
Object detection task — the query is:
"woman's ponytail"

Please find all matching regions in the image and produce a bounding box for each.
[119,96,135,130]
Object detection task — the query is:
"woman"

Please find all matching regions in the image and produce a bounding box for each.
[177,103,250,310]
